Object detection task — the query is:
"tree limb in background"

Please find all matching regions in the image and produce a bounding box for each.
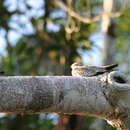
[54,0,129,24]
[54,0,100,23]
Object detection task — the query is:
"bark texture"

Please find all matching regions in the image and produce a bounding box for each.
[0,72,130,129]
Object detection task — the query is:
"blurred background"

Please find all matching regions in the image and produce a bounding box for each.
[0,0,130,130]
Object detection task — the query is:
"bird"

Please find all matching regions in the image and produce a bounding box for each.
[71,63,118,77]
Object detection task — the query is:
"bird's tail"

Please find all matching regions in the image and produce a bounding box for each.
[100,64,118,70]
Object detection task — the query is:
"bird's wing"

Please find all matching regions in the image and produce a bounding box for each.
[99,64,118,70]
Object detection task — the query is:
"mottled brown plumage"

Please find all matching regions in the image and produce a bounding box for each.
[71,63,118,77]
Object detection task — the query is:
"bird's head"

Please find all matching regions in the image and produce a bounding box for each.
[71,63,82,69]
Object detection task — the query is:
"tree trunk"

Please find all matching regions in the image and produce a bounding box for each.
[103,21,116,65]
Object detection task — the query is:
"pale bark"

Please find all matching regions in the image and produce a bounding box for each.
[101,0,114,32]
[0,72,130,129]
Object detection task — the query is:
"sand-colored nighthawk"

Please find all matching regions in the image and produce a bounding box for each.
[71,63,118,77]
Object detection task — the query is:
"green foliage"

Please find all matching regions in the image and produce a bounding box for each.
[116,9,130,75]
[0,114,55,130]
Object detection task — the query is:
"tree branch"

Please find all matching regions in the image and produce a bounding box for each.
[54,0,130,24]
[0,71,130,129]
[54,0,100,23]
